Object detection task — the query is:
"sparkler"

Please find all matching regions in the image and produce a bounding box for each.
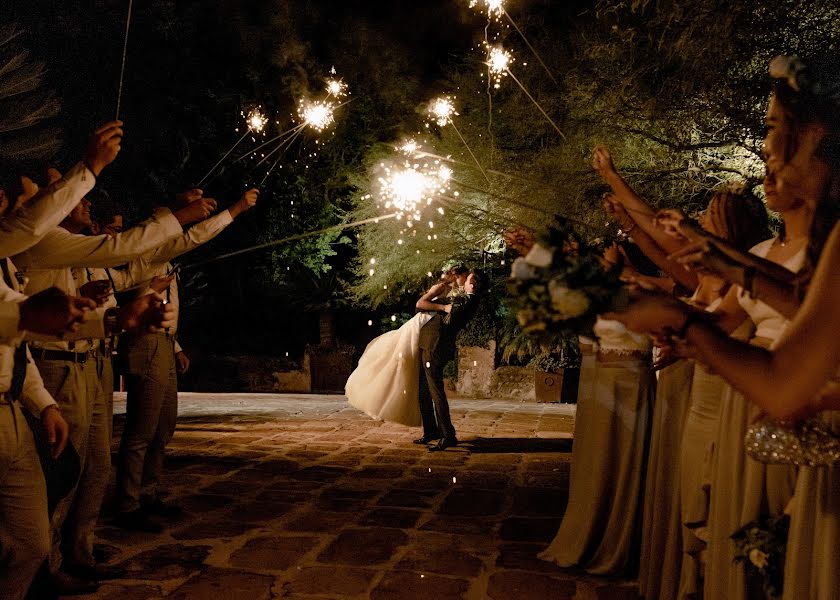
[325,78,348,98]
[114,0,134,119]
[427,97,490,184]
[469,0,559,87]
[487,45,566,140]
[376,157,453,222]
[299,99,336,132]
[196,107,268,187]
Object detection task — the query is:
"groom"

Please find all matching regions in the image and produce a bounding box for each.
[415,269,485,451]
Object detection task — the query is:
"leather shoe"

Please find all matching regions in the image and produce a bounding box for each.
[114,508,163,533]
[141,497,183,518]
[49,569,100,596]
[63,562,126,581]
[429,436,458,451]
[413,434,439,444]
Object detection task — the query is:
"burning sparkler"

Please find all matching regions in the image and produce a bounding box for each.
[196,106,269,187]
[486,45,566,139]
[376,158,453,222]
[299,99,336,132]
[325,78,348,98]
[469,0,505,19]
[427,97,490,184]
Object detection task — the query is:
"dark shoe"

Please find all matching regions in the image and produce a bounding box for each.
[49,570,100,596]
[114,509,163,533]
[63,562,126,581]
[413,434,439,444]
[141,497,183,518]
[429,437,458,451]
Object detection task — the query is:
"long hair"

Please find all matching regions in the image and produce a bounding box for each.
[440,264,468,285]
[715,189,772,252]
[771,61,840,272]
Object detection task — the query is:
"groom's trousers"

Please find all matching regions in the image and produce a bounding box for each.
[418,349,456,439]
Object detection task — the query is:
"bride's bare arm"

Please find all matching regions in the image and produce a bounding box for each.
[416,283,452,314]
[684,221,840,417]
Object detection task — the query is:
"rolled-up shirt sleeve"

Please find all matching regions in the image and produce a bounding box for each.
[0,301,20,343]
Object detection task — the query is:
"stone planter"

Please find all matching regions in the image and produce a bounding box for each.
[456,342,496,398]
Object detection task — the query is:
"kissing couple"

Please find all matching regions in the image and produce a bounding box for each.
[345,265,485,451]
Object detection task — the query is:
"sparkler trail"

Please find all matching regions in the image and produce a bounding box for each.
[428,97,491,184]
[258,129,304,187]
[236,124,305,163]
[487,46,566,140]
[502,9,559,87]
[196,108,268,187]
[114,0,134,119]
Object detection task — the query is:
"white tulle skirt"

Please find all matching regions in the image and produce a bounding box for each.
[345,312,433,427]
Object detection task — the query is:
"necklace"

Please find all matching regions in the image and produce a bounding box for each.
[778,235,806,248]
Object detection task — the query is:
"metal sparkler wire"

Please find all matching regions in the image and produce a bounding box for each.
[115,0,134,120]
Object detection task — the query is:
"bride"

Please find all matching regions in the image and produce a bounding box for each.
[345,265,469,426]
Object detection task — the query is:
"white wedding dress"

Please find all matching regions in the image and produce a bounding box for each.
[345,312,434,427]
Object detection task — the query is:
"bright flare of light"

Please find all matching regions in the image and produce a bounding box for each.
[469,0,504,18]
[244,108,267,133]
[325,78,347,98]
[488,46,511,74]
[399,139,419,155]
[376,157,452,221]
[299,99,336,132]
[429,97,456,127]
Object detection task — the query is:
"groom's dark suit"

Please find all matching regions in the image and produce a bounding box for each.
[417,293,481,440]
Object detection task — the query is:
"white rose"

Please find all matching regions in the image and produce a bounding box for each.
[748,549,769,570]
[548,279,590,319]
[524,243,554,267]
[511,257,537,280]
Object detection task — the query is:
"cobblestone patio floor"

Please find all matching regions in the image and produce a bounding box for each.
[73,393,639,600]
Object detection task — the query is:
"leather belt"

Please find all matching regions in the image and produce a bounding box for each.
[31,348,92,364]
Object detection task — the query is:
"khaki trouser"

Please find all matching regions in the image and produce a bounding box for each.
[0,399,50,600]
[116,333,177,513]
[35,357,110,571]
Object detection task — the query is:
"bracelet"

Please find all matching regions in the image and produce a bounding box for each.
[742,266,757,297]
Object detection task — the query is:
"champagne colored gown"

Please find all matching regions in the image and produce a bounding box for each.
[704,238,805,600]
[539,318,654,576]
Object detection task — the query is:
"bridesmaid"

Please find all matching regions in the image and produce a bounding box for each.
[538,316,653,575]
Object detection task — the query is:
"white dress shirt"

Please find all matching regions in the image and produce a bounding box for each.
[0,162,96,257]
[14,209,183,352]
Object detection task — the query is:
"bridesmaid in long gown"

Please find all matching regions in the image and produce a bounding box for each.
[539,317,653,575]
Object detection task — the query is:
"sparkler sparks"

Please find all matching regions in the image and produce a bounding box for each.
[299,99,336,132]
[429,97,456,127]
[325,78,348,98]
[469,0,505,19]
[376,158,452,222]
[487,46,512,88]
[245,108,267,133]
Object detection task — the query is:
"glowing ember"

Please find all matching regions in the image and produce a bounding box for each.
[399,139,420,155]
[245,108,267,133]
[469,0,505,18]
[299,100,336,132]
[376,157,452,221]
[325,78,347,98]
[429,97,456,127]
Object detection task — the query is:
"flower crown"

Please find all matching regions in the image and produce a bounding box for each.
[769,54,840,104]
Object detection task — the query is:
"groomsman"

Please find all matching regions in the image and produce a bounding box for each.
[11,154,216,594]
[114,187,258,531]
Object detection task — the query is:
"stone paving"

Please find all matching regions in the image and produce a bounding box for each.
[76,393,639,600]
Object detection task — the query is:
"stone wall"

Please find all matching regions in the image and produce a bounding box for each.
[456,342,496,398]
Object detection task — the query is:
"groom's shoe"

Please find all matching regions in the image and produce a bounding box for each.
[430,436,458,451]
[414,434,439,444]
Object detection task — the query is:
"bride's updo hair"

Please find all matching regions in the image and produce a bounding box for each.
[440,264,469,285]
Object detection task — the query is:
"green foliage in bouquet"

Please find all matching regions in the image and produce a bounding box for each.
[731,514,789,598]
[508,222,627,341]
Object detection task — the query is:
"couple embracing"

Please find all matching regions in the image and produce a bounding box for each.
[346,266,485,451]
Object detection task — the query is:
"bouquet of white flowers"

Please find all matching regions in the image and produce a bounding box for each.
[508,222,627,340]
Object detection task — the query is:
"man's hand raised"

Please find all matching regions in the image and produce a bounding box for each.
[229,188,259,219]
[19,288,96,336]
[173,198,217,226]
[84,121,123,176]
